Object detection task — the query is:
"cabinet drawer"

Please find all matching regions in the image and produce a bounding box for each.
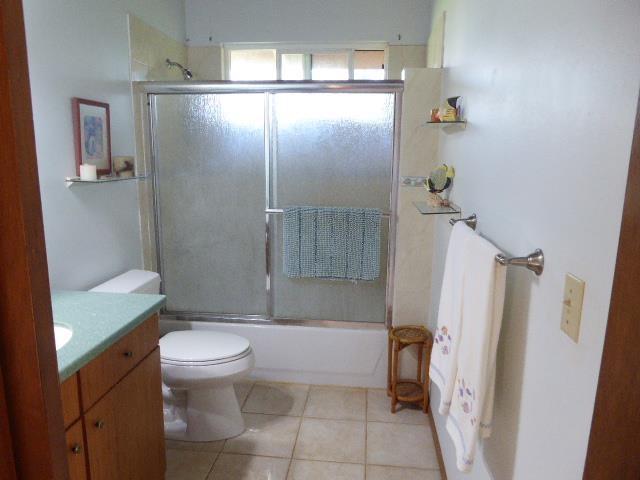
[79,314,158,409]
[60,374,80,428]
[65,420,88,480]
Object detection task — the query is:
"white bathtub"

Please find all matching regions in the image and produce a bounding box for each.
[160,319,388,388]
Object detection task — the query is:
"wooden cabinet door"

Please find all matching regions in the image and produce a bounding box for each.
[85,348,165,479]
[65,421,88,480]
[84,382,119,480]
[115,348,166,479]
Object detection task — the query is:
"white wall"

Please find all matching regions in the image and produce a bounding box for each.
[23,0,185,290]
[185,0,431,46]
[428,1,640,479]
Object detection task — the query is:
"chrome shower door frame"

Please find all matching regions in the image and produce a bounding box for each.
[142,81,403,328]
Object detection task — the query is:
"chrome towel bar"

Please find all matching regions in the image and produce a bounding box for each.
[449,214,477,230]
[495,249,544,276]
[265,208,392,218]
[448,212,544,275]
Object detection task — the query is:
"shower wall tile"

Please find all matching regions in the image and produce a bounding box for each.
[392,68,442,334]
[188,46,223,80]
[386,45,427,80]
[129,14,187,81]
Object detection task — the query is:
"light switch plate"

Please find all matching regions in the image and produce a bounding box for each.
[561,273,585,343]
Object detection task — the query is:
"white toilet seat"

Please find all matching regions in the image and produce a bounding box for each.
[160,331,251,365]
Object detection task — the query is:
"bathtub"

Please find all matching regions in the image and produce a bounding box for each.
[160,318,388,388]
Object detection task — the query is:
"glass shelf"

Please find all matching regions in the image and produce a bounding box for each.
[65,175,147,188]
[423,120,467,130]
[413,201,461,216]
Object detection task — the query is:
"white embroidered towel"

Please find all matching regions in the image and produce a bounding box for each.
[445,233,506,472]
[429,222,475,415]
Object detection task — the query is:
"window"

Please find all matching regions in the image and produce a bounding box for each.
[225,45,386,81]
[228,49,277,81]
[281,53,307,80]
[310,52,349,80]
[354,50,385,80]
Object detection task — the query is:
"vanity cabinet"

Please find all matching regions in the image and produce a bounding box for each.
[60,314,165,479]
[65,420,88,480]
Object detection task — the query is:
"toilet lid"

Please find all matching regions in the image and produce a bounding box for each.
[160,331,251,364]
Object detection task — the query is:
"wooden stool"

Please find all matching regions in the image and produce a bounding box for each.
[387,325,434,414]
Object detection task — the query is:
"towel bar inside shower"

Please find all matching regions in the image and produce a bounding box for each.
[265,208,392,218]
[449,213,544,275]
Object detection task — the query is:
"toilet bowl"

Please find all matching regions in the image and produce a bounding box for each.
[160,330,254,441]
[90,269,255,442]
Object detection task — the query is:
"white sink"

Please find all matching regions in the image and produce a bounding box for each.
[54,324,73,351]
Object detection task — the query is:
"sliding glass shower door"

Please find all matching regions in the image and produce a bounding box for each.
[153,94,268,315]
[150,84,400,324]
[269,93,394,322]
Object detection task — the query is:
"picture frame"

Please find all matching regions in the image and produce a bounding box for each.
[72,97,111,176]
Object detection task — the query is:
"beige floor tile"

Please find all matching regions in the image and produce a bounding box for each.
[293,418,365,463]
[165,449,218,480]
[223,413,300,458]
[166,439,225,453]
[243,382,310,416]
[366,422,438,469]
[366,465,441,480]
[207,453,290,480]
[366,389,428,425]
[235,381,255,407]
[303,386,366,421]
[287,459,365,480]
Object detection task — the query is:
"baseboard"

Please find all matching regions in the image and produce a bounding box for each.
[429,411,448,480]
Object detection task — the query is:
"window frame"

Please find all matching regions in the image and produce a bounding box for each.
[222,42,388,81]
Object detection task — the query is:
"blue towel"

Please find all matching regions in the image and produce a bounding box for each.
[283,206,381,281]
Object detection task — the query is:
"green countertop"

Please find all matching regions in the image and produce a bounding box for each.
[53,291,166,381]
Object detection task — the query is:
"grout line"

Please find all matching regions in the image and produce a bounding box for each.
[240,381,257,410]
[364,388,369,480]
[286,384,311,478]
[217,452,299,461]
[204,451,220,480]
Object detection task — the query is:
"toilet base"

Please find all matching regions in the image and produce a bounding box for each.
[164,384,245,442]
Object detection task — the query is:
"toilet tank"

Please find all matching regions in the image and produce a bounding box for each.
[89,269,161,294]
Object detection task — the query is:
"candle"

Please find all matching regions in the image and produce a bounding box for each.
[79,164,97,181]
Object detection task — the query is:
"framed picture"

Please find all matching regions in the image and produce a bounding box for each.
[72,98,111,176]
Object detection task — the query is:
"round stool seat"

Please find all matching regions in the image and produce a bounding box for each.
[389,325,432,345]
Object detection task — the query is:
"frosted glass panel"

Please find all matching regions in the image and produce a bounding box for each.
[271,216,388,322]
[153,94,267,314]
[270,92,394,323]
[272,93,394,210]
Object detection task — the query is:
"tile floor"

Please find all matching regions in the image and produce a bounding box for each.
[165,381,442,480]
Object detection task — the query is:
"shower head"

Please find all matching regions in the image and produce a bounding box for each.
[166,58,193,80]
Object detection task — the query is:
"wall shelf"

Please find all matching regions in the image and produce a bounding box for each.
[413,201,461,216]
[65,175,147,188]
[422,120,467,131]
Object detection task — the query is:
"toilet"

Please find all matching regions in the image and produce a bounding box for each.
[90,269,255,442]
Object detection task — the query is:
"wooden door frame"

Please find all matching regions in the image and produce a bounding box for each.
[0,0,68,478]
[584,96,640,478]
